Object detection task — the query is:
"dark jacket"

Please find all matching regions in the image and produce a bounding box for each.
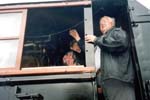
[76,39,85,66]
[94,27,135,83]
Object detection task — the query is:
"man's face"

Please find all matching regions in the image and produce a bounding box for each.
[63,52,75,66]
[70,42,81,53]
[100,17,112,34]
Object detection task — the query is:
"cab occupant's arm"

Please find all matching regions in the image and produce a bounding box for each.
[69,29,85,51]
[77,39,85,52]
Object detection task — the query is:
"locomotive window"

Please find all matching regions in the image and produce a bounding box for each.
[0,10,27,69]
[21,7,85,67]
[0,1,95,75]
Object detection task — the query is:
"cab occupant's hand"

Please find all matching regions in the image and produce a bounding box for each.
[85,35,96,43]
[69,29,80,41]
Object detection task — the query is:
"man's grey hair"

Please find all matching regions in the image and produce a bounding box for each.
[100,16,116,27]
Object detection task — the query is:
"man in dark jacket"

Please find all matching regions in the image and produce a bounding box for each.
[85,16,135,100]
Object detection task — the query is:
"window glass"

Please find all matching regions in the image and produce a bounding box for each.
[0,11,24,69]
[0,40,19,68]
[0,12,22,37]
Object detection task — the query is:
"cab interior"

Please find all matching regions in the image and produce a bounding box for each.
[22,6,85,67]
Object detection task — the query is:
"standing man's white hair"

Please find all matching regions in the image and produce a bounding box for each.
[101,16,115,27]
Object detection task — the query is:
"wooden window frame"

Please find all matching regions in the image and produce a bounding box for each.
[0,9,27,71]
[0,0,91,10]
[0,0,95,76]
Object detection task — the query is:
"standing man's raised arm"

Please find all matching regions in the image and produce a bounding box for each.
[86,28,129,53]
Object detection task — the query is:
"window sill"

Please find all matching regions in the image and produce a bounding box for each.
[0,66,96,76]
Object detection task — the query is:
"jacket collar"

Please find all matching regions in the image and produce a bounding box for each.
[104,27,115,36]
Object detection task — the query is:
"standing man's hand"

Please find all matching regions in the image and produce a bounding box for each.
[85,35,97,43]
[69,29,81,41]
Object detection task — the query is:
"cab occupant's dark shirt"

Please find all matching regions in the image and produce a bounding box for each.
[76,39,85,66]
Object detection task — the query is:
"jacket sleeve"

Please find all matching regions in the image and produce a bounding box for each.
[94,29,129,53]
[77,39,85,52]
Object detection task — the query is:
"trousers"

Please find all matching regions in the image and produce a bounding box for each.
[102,79,135,100]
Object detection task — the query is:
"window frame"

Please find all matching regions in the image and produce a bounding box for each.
[0,9,27,71]
[0,0,95,76]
